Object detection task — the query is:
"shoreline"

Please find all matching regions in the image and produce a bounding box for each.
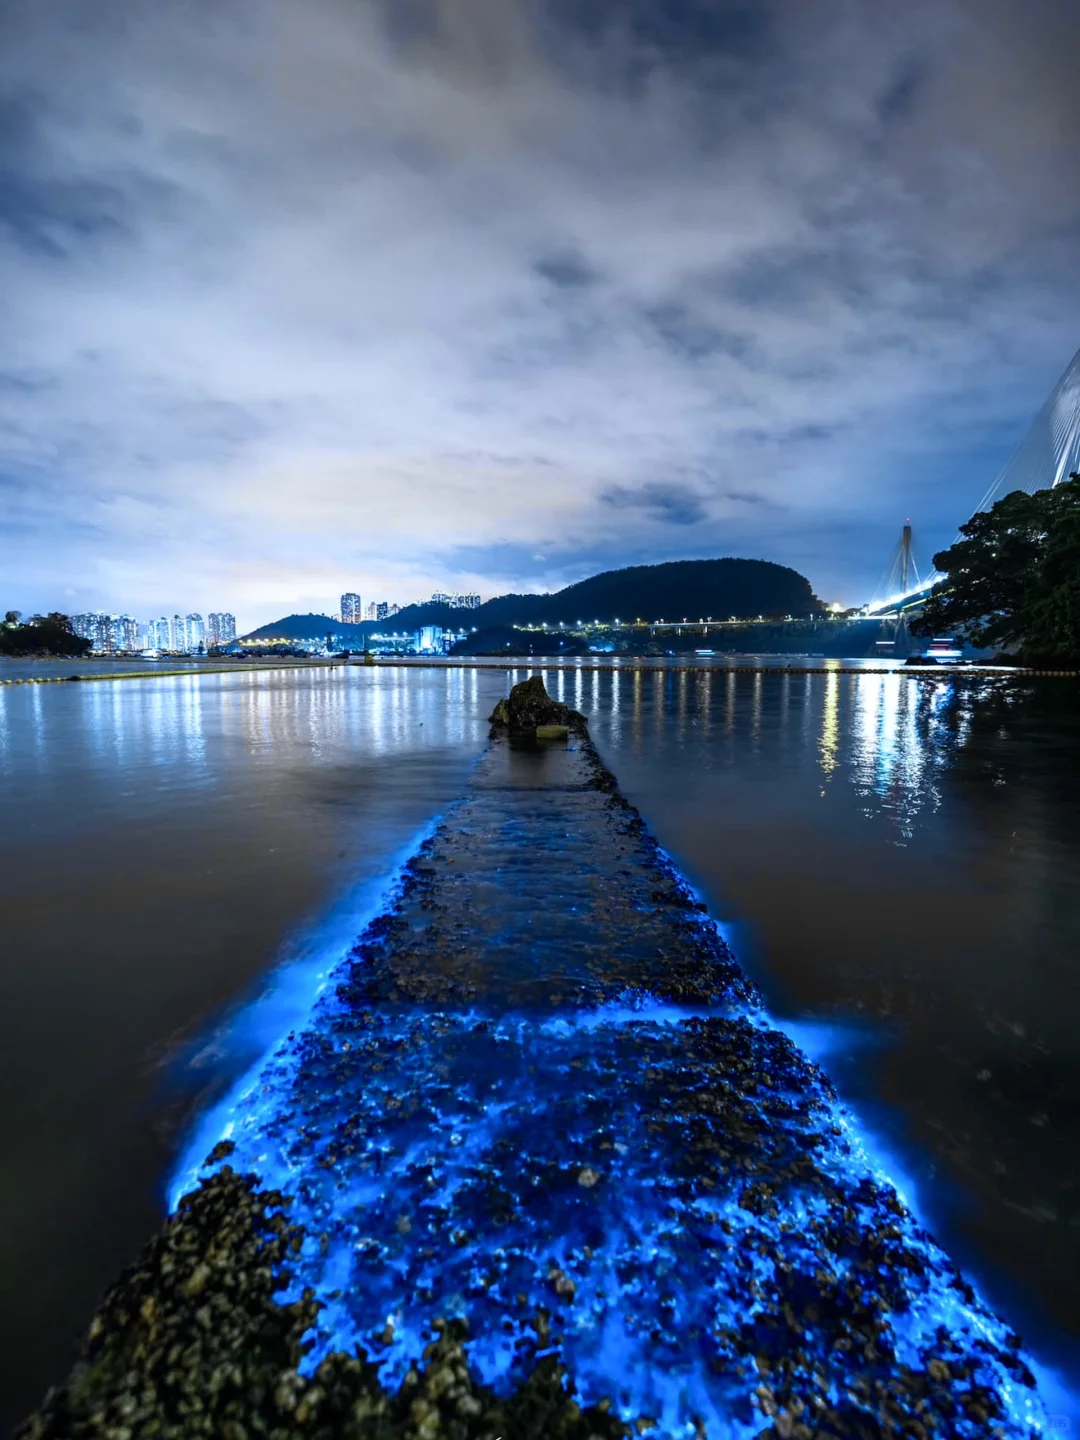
[0,659,343,685]
[2,657,1078,685]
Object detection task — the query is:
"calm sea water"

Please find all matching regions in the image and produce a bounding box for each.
[0,657,320,680]
[0,662,1077,1425]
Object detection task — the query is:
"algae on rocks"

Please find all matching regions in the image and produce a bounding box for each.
[19,1159,630,1440]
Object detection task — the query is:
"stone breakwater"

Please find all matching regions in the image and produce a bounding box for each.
[21,730,1049,1438]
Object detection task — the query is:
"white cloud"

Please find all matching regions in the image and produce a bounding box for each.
[1,0,1078,624]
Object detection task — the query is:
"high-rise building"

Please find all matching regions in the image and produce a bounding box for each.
[431,591,452,606]
[387,602,400,617]
[171,614,188,652]
[186,614,205,652]
[71,613,93,645]
[341,592,362,624]
[146,617,169,650]
[459,593,481,609]
[375,601,389,621]
[365,601,378,621]
[207,613,237,647]
[111,615,139,652]
[71,613,111,650]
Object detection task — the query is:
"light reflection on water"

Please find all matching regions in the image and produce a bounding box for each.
[582,665,1080,1383]
[0,665,500,1429]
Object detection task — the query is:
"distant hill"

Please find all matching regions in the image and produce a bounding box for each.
[240,558,820,643]
[242,613,370,644]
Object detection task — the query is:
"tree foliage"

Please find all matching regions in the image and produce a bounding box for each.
[0,611,92,657]
[913,475,1080,660]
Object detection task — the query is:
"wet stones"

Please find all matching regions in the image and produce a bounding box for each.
[488,675,589,739]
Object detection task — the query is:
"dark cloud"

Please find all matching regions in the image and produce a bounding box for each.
[722,489,775,507]
[534,250,600,289]
[876,57,926,125]
[547,0,772,63]
[602,481,709,525]
[645,303,753,363]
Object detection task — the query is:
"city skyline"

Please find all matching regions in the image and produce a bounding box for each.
[3,1,1079,627]
[9,585,490,643]
[70,610,237,654]
[61,586,489,650]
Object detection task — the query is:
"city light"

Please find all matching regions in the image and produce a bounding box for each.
[70,610,236,655]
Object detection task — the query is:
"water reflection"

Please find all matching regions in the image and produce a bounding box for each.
[818,669,839,782]
[0,666,506,1428]
[586,667,1080,1381]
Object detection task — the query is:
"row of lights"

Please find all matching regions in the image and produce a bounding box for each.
[522,616,778,629]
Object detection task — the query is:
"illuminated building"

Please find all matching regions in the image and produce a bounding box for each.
[112,615,139,652]
[341,593,362,624]
[71,613,110,650]
[207,613,237,647]
[414,625,445,654]
[70,613,138,652]
[432,592,481,609]
[376,601,389,621]
[145,617,170,650]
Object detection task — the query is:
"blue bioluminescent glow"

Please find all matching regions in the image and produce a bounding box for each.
[168,741,1061,1436]
[169,814,446,1209]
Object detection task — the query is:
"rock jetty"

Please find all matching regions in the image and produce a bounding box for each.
[20,681,1048,1439]
[487,674,588,738]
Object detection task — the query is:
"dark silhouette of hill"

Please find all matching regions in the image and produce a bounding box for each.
[449,626,590,657]
[242,559,819,642]
[1,611,92,657]
[242,613,370,644]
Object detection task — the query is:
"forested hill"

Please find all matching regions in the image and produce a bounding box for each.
[242,558,820,642]
[510,558,819,625]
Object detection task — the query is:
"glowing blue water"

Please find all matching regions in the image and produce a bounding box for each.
[170,740,1060,1436]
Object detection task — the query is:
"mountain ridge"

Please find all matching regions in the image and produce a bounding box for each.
[240,557,820,643]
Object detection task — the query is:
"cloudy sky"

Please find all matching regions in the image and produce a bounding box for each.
[2,0,1079,626]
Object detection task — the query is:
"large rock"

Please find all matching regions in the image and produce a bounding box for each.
[489,675,588,738]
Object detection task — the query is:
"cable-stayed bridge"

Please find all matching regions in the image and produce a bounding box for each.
[864,344,1080,618]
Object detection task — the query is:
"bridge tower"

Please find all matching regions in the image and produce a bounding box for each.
[900,522,912,594]
[867,521,923,651]
[874,521,923,611]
